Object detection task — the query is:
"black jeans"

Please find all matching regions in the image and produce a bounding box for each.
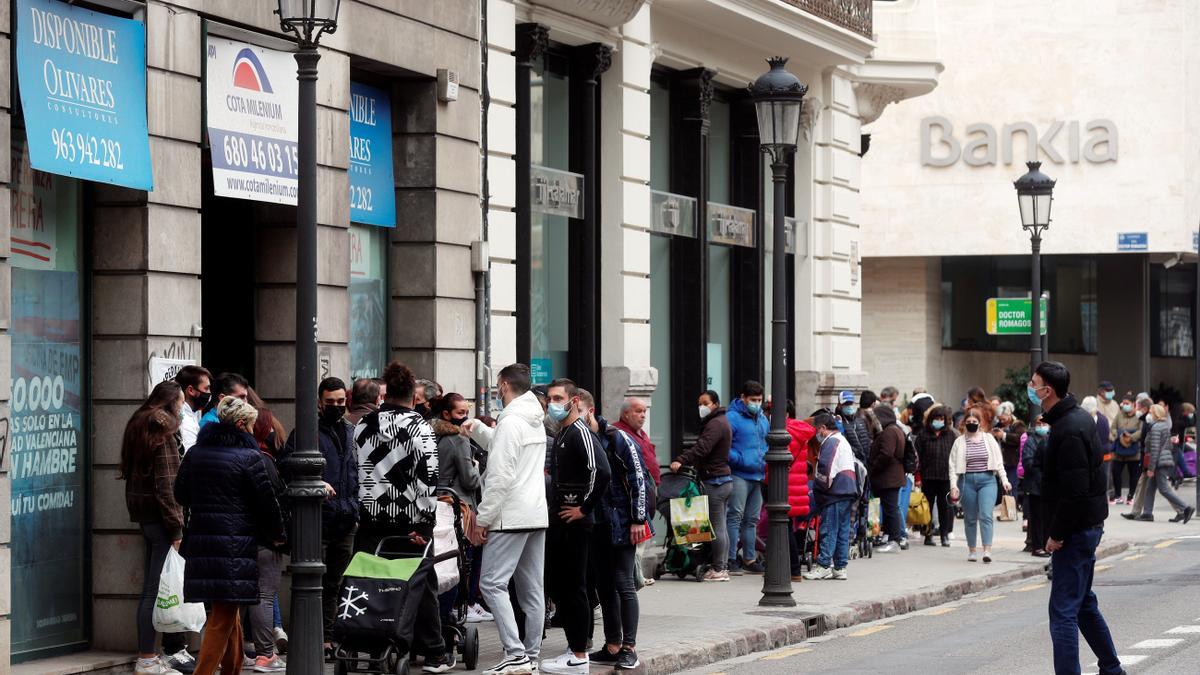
[1025,495,1046,552]
[923,479,953,537]
[591,527,638,647]
[876,487,905,542]
[322,524,358,644]
[1111,460,1139,499]
[139,522,188,655]
[547,523,592,653]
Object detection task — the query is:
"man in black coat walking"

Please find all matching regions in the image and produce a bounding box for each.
[1033,361,1123,675]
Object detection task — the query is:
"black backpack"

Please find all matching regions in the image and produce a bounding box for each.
[902,431,919,474]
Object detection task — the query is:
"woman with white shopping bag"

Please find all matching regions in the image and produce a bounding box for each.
[121,380,194,675]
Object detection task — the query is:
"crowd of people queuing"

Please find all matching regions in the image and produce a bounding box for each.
[122,361,654,675]
[120,354,1195,675]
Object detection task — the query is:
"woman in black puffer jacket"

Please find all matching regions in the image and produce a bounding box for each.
[176,396,285,675]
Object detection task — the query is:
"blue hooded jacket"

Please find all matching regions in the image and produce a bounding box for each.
[728,398,769,481]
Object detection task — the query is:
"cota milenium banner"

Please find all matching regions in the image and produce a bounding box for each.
[349,82,396,227]
[15,0,153,190]
[206,35,300,205]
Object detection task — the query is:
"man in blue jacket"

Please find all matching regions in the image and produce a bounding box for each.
[725,380,769,575]
[803,412,859,581]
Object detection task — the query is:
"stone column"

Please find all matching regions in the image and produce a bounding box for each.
[599,6,656,419]
[796,68,868,409]
[89,1,205,649]
[485,0,520,376]
[390,79,481,394]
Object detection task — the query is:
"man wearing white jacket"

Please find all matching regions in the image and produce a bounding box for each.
[466,363,549,675]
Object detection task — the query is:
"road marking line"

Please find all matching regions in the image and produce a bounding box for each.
[1165,625,1200,634]
[848,625,893,637]
[1122,553,1145,561]
[760,648,812,661]
[1115,655,1148,665]
[1154,539,1181,549]
[976,595,1006,603]
[1094,564,1112,572]
[1015,583,1046,592]
[1130,638,1183,649]
[925,606,959,616]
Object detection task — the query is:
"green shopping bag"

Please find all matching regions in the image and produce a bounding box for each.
[669,483,715,544]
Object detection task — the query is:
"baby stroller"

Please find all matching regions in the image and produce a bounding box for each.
[653,467,711,582]
[435,491,481,671]
[332,493,478,674]
[850,478,874,560]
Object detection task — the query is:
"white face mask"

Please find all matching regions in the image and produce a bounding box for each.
[699,405,712,419]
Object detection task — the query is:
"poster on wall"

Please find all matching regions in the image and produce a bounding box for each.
[15,0,153,190]
[10,269,86,654]
[349,225,387,379]
[205,35,299,204]
[349,82,396,226]
[11,141,60,270]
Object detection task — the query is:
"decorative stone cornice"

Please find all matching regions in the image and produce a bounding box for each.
[515,23,550,65]
[572,43,613,84]
[853,82,907,126]
[529,0,649,27]
[800,95,823,142]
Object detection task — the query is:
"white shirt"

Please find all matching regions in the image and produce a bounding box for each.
[180,402,201,452]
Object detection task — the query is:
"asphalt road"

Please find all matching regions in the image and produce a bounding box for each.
[679,536,1200,674]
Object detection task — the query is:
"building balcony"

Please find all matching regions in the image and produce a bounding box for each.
[780,0,873,38]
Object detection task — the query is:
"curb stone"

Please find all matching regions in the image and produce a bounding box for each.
[625,541,1131,675]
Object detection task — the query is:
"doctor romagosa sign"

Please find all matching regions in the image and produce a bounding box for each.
[921,116,1118,167]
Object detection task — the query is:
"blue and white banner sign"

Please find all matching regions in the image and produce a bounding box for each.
[349,82,396,227]
[16,0,153,190]
[206,36,299,204]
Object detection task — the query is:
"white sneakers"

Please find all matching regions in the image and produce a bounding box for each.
[702,568,730,582]
[540,652,589,675]
[134,657,181,675]
[483,655,534,675]
[802,565,847,580]
[467,603,495,623]
[802,565,833,580]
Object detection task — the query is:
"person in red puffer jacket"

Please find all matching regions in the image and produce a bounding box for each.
[784,401,815,579]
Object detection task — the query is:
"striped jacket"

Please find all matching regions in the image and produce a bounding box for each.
[812,431,858,510]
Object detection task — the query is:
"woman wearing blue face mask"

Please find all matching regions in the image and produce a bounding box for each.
[1021,415,1051,557]
[915,404,957,547]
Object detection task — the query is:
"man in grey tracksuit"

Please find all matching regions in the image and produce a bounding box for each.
[466,364,550,675]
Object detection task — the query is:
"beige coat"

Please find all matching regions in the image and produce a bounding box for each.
[948,432,1010,490]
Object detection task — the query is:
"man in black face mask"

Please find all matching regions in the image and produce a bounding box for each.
[281,376,360,653]
[174,365,213,453]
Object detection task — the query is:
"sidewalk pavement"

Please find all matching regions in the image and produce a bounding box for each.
[468,487,1196,674]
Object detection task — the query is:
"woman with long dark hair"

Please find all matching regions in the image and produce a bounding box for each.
[121,380,190,675]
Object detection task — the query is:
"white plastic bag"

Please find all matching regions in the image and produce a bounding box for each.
[432,501,460,594]
[153,548,207,633]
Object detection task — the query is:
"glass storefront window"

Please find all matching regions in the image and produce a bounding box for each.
[650,79,670,192]
[941,255,1098,353]
[529,58,571,383]
[648,78,673,452]
[706,97,733,402]
[1151,264,1196,358]
[9,132,88,656]
[349,224,388,379]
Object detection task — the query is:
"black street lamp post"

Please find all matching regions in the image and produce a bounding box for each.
[1013,161,1055,423]
[275,2,341,673]
[749,57,806,608]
